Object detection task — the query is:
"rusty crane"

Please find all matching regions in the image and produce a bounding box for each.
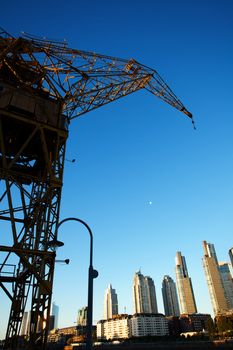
[0,28,193,349]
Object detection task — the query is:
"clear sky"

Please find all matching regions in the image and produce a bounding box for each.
[1,0,233,338]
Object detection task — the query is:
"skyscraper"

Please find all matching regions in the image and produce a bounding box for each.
[77,306,88,326]
[162,275,180,316]
[229,247,233,267]
[219,262,233,309]
[51,302,59,329]
[145,276,158,313]
[133,271,158,314]
[175,252,197,314]
[104,284,118,319]
[202,241,229,315]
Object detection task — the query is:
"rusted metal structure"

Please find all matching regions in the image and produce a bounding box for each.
[0,28,193,349]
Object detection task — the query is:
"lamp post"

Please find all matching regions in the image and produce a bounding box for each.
[57,217,98,350]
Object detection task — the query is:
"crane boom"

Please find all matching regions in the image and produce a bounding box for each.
[0,30,193,121]
[0,28,193,350]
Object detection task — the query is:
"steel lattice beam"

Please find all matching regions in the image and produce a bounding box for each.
[0,28,193,349]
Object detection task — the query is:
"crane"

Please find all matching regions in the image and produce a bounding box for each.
[0,28,194,350]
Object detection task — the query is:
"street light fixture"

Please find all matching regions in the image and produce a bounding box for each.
[55,259,70,265]
[47,239,64,249]
[56,217,98,350]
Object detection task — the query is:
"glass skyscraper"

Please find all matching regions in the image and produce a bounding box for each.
[51,302,59,329]
[175,252,197,314]
[104,284,118,319]
[133,271,158,314]
[202,241,229,315]
[162,275,180,316]
[219,262,233,309]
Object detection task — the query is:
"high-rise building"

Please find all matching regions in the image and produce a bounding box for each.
[104,284,118,319]
[229,248,233,267]
[175,252,197,314]
[21,310,48,334]
[219,262,233,309]
[202,241,229,315]
[77,306,88,326]
[133,271,158,314]
[162,275,180,317]
[49,315,55,331]
[20,311,31,336]
[133,271,147,314]
[77,306,88,337]
[51,302,59,329]
[145,276,158,314]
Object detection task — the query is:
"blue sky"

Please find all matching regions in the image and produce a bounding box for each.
[1,0,233,337]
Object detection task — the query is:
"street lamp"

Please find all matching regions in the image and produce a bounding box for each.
[55,259,70,265]
[56,217,98,350]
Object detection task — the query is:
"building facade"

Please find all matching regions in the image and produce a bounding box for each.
[175,252,197,314]
[51,302,59,329]
[162,275,180,317]
[48,326,77,344]
[202,241,229,315]
[97,315,131,340]
[97,313,168,340]
[166,313,212,336]
[179,313,212,333]
[104,284,118,320]
[131,313,169,337]
[219,262,233,309]
[77,306,88,326]
[133,271,158,314]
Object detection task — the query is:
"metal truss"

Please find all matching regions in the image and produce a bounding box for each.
[0,28,193,349]
[0,108,67,349]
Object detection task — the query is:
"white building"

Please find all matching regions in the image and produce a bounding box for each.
[131,313,169,337]
[97,313,168,340]
[97,315,131,340]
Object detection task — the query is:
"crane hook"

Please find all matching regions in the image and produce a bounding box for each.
[191,118,196,130]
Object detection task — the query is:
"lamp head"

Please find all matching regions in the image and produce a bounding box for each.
[47,239,64,249]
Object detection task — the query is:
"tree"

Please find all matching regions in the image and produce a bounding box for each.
[206,318,217,339]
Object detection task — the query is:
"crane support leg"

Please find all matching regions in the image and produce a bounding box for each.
[0,109,68,349]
